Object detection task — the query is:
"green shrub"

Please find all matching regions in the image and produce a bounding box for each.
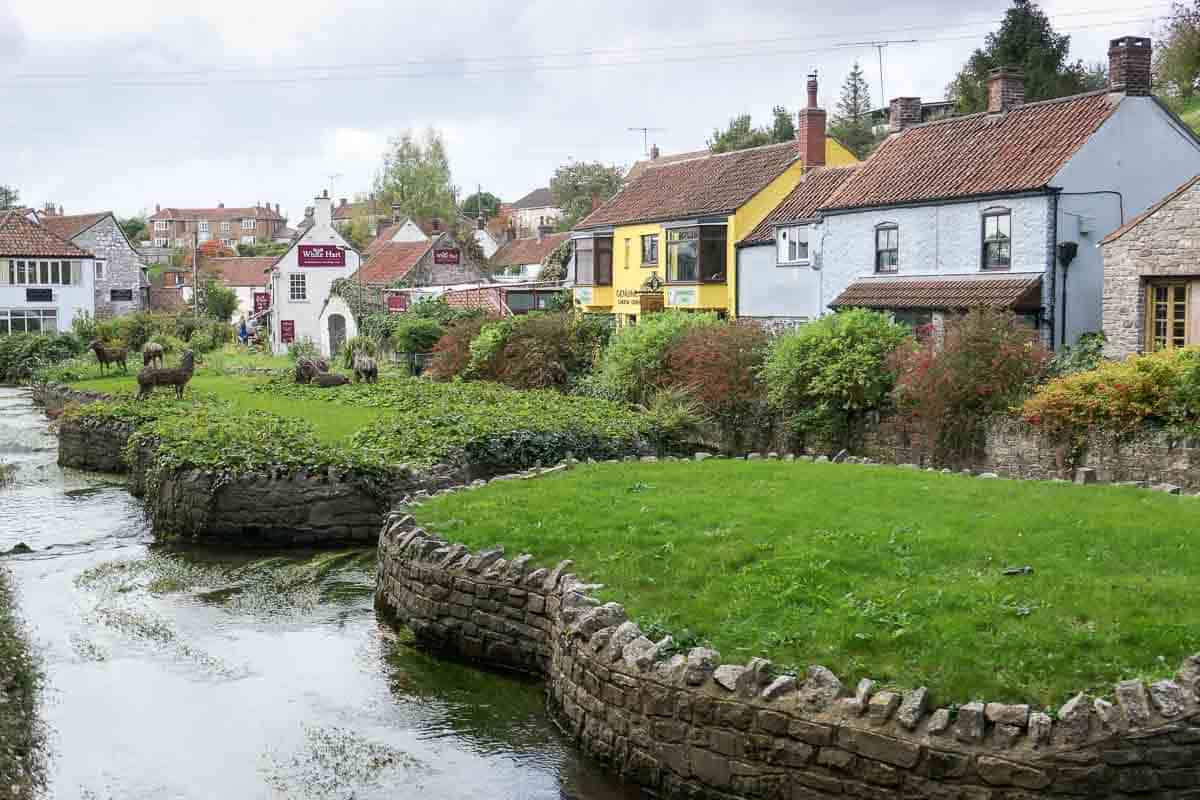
[147,333,188,354]
[71,311,98,343]
[641,388,706,453]
[288,338,320,362]
[762,309,910,448]
[389,317,445,353]
[427,316,497,381]
[1048,331,1107,377]
[465,319,514,378]
[0,333,83,382]
[596,311,722,404]
[340,336,378,368]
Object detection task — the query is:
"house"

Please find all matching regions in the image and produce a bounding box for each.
[265,191,362,357]
[1100,173,1200,357]
[754,37,1200,348]
[331,197,390,237]
[272,226,299,244]
[572,72,859,325]
[0,211,96,333]
[489,231,570,282]
[40,211,150,316]
[356,217,491,289]
[148,202,288,249]
[197,256,275,321]
[511,188,563,238]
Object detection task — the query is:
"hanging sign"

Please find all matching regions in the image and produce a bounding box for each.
[387,293,409,313]
[253,292,271,314]
[298,245,345,267]
[280,320,296,343]
[433,248,461,266]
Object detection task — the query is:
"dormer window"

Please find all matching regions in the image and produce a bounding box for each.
[982,208,1011,270]
[875,223,899,273]
[777,225,810,265]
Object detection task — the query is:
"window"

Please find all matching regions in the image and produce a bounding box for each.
[8,260,72,286]
[623,238,631,270]
[699,226,727,282]
[94,261,106,281]
[641,234,659,266]
[892,310,934,331]
[594,237,613,285]
[777,225,810,265]
[154,237,168,248]
[241,235,255,246]
[982,210,1011,270]
[666,229,699,282]
[222,238,235,247]
[289,273,307,301]
[174,238,184,248]
[154,220,169,232]
[0,309,57,334]
[875,224,899,273]
[110,289,134,302]
[220,221,231,233]
[198,220,210,233]
[1147,283,1189,352]
[242,218,256,231]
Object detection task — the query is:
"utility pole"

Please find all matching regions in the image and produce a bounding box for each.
[836,40,918,108]
[627,127,666,156]
[192,230,199,317]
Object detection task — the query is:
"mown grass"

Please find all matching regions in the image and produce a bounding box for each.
[414,460,1200,707]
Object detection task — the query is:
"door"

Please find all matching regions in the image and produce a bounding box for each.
[328,313,347,356]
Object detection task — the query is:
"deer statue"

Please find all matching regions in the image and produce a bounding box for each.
[89,340,128,375]
[143,342,165,370]
[137,350,196,400]
[353,354,378,384]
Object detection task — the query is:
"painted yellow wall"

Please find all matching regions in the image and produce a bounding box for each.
[575,284,614,311]
[825,137,859,168]
[611,222,665,321]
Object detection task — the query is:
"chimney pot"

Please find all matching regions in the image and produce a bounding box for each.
[888,97,923,132]
[796,71,826,167]
[218,202,224,209]
[340,198,348,206]
[987,67,1026,113]
[650,143,660,160]
[806,71,819,109]
[155,203,161,213]
[275,203,280,214]
[1108,35,1153,96]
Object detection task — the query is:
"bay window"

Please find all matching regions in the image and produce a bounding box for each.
[154,220,169,232]
[667,226,726,283]
[574,236,612,286]
[777,225,810,265]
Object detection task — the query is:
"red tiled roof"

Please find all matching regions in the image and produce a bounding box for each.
[490,232,569,267]
[829,273,1043,310]
[739,167,859,245]
[354,240,432,284]
[577,141,798,228]
[40,212,110,241]
[0,211,94,258]
[198,256,275,286]
[513,188,555,209]
[1101,173,1200,245]
[442,286,509,315]
[625,150,711,183]
[821,91,1120,211]
[149,205,285,222]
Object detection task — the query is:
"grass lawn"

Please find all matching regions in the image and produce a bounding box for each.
[1181,96,1199,136]
[414,460,1200,707]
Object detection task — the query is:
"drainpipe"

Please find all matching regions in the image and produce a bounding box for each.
[1048,189,1125,349]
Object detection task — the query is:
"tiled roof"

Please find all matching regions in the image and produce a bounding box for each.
[490,232,569,267]
[821,91,1120,211]
[577,141,798,229]
[198,256,275,286]
[442,286,509,315]
[513,188,555,209]
[0,211,94,258]
[354,240,432,284]
[149,205,285,222]
[624,150,711,183]
[739,167,859,245]
[1101,173,1200,245]
[829,273,1043,310]
[40,212,110,241]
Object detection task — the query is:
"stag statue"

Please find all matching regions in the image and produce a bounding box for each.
[137,350,196,400]
[353,354,379,384]
[89,340,128,375]
[143,342,165,369]
[312,372,350,388]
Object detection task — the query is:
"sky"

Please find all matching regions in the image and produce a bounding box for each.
[0,0,1170,225]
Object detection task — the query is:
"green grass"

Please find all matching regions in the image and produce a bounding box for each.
[1180,96,1200,135]
[414,460,1200,707]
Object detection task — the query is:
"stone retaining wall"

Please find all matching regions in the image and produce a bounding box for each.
[377,509,1200,799]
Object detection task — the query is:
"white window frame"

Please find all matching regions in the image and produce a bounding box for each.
[240,235,255,245]
[241,218,256,231]
[155,237,169,248]
[222,238,236,247]
[198,220,210,233]
[174,238,184,248]
[95,260,106,281]
[777,225,811,266]
[289,273,307,302]
[154,220,169,232]
[8,260,72,286]
[0,308,57,334]
[220,221,231,233]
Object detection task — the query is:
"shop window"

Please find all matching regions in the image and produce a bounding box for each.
[1147,283,1189,351]
[875,224,899,273]
[982,209,1011,270]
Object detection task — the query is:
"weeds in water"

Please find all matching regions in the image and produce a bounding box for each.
[262,725,429,799]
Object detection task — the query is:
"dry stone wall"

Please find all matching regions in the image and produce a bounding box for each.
[377,505,1200,799]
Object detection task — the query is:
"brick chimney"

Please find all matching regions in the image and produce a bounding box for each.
[391,203,402,224]
[796,71,826,167]
[1109,36,1153,96]
[987,67,1026,113]
[155,203,161,213]
[889,97,923,132]
[650,143,660,160]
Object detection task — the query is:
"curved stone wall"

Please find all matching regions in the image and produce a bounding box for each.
[376,509,1200,799]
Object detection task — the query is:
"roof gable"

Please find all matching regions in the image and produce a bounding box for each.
[490,233,569,267]
[41,212,111,241]
[0,211,94,258]
[513,188,555,209]
[739,167,858,245]
[354,240,432,285]
[1102,173,1200,245]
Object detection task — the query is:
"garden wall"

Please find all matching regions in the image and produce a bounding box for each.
[377,510,1200,799]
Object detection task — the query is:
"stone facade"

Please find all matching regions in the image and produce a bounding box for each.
[1101,176,1200,359]
[70,216,148,317]
[377,508,1200,799]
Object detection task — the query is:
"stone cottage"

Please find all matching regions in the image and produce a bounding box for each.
[1101,173,1200,357]
[41,212,149,316]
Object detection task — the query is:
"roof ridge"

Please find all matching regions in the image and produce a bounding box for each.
[898,89,1116,132]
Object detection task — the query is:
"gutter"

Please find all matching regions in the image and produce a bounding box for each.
[819,188,1058,217]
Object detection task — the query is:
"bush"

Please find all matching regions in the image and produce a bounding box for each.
[596,311,722,404]
[360,314,445,355]
[147,333,188,354]
[1048,331,1107,377]
[762,309,910,448]
[427,316,496,381]
[641,388,706,453]
[0,334,83,382]
[452,312,608,391]
[891,308,1049,463]
[409,295,480,326]
[465,319,514,378]
[71,311,98,343]
[288,338,320,362]
[340,336,378,368]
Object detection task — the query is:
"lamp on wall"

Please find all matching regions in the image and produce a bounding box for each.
[1057,241,1078,268]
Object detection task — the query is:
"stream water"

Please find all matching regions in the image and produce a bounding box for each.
[0,387,639,800]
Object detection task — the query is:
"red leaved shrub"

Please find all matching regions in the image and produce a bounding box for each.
[427,315,493,380]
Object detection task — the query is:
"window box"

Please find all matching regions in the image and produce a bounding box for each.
[777,225,810,265]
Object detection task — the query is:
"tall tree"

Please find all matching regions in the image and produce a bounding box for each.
[549,161,624,228]
[947,0,1093,113]
[1157,1,1200,98]
[0,185,20,210]
[708,114,772,153]
[769,106,795,143]
[828,62,880,159]
[119,215,147,242]
[372,128,458,223]
[461,191,501,219]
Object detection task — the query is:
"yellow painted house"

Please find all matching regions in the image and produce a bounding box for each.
[573,80,857,323]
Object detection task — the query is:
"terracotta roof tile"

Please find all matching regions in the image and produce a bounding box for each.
[148,205,286,222]
[577,141,798,228]
[739,167,858,245]
[354,240,431,285]
[513,188,555,209]
[624,149,711,183]
[822,91,1120,211]
[442,286,509,315]
[829,273,1043,310]
[40,212,110,241]
[1101,173,1200,245]
[490,233,569,267]
[198,256,275,286]
[0,211,94,258]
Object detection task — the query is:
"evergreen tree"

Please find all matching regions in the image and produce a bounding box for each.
[828,62,880,159]
[708,115,772,153]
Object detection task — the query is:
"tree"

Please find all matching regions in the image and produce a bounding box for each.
[119,215,147,242]
[828,62,881,160]
[769,106,795,143]
[549,161,624,228]
[198,279,239,322]
[0,186,20,210]
[372,128,458,224]
[946,0,1093,113]
[1157,1,1200,98]
[452,219,485,264]
[461,191,501,220]
[708,114,772,153]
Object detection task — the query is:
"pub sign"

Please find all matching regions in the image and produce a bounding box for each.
[298,245,345,267]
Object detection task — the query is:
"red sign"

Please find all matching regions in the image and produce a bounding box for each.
[387,293,409,313]
[433,248,461,266]
[253,291,271,314]
[298,244,345,267]
[280,320,295,343]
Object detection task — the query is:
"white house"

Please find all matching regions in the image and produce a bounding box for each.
[489,231,570,282]
[511,188,563,238]
[0,211,96,334]
[198,256,274,322]
[265,191,361,357]
[737,36,1200,349]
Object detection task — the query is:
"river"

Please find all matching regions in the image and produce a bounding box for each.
[0,387,638,800]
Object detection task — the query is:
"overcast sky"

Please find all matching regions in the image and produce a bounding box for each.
[0,0,1167,225]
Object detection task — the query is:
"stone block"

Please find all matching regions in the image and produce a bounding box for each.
[896,687,929,730]
[976,756,1051,789]
[760,675,797,701]
[954,702,986,742]
[1057,693,1095,744]
[1150,679,1188,718]
[788,719,835,746]
[689,747,732,788]
[797,665,845,713]
[836,727,922,768]
[867,690,900,725]
[713,664,748,692]
[927,708,951,735]
[1074,467,1097,484]
[1117,680,1152,727]
[984,702,1030,728]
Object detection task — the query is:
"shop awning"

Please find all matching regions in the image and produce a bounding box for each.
[829,273,1043,311]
